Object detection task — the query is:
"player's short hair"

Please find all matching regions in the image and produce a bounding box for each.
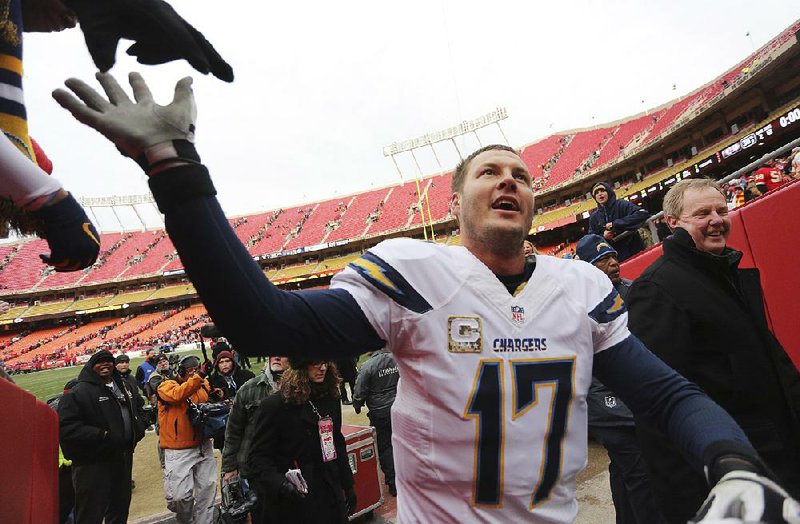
[452,144,520,193]
[662,178,726,218]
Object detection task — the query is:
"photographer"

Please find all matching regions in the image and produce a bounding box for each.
[135,348,159,397]
[147,353,173,469]
[156,355,217,523]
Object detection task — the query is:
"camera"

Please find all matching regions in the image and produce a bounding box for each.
[141,404,158,427]
[219,473,257,523]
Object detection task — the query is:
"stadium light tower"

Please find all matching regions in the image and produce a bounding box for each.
[382,107,510,241]
[78,194,161,232]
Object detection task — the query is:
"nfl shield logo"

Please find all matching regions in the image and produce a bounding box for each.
[511,305,525,324]
[604,395,617,409]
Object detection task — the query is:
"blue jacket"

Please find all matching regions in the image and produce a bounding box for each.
[588,182,650,261]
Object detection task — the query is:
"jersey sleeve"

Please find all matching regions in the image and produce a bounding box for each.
[330,244,433,343]
[581,265,631,353]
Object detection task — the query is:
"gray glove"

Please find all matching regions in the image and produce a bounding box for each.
[52,72,197,170]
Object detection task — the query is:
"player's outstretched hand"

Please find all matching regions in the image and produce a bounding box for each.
[65,0,233,82]
[53,72,196,162]
[690,471,800,524]
[32,192,100,271]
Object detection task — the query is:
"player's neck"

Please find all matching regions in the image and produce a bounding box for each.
[465,243,526,276]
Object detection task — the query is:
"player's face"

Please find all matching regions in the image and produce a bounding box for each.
[115,361,130,374]
[667,187,731,255]
[451,150,534,256]
[269,356,288,372]
[593,253,621,284]
[307,361,328,383]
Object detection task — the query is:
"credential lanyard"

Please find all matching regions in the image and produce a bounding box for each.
[308,400,337,462]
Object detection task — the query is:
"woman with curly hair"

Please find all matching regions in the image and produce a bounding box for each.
[248,358,356,524]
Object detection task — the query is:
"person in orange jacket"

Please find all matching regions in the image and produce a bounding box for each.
[156,355,217,524]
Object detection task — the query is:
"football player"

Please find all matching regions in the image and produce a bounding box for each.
[53,72,800,524]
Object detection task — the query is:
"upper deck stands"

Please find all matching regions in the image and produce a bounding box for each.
[369,185,420,235]
[284,199,346,251]
[543,127,613,190]
[325,188,389,243]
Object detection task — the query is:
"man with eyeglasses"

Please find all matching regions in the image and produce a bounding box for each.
[627,178,800,523]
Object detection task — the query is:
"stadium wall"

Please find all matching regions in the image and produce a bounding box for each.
[0,378,58,524]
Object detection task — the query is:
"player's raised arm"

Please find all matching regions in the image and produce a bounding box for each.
[53,72,383,357]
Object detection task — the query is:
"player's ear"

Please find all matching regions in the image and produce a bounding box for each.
[450,192,461,220]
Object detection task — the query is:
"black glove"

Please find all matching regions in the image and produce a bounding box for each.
[65,0,233,82]
[278,480,305,502]
[345,487,357,515]
[353,404,362,415]
[32,193,100,271]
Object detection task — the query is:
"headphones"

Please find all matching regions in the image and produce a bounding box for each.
[177,355,201,377]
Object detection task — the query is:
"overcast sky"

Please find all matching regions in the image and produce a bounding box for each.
[18,0,800,231]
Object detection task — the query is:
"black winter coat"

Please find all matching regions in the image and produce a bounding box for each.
[627,228,800,522]
[209,365,255,400]
[248,391,353,524]
[59,362,145,465]
[588,182,650,261]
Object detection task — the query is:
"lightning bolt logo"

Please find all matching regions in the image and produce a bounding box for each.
[351,257,402,294]
[606,293,624,315]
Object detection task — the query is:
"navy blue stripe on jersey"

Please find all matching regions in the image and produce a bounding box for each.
[588,288,627,324]
[0,68,23,90]
[0,97,25,120]
[593,334,756,468]
[348,251,432,314]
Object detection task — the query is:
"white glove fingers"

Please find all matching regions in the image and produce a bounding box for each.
[62,78,111,113]
[96,72,132,106]
[52,89,103,128]
[128,72,154,104]
[172,76,195,108]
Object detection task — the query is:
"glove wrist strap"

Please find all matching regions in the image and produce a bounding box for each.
[135,140,202,174]
[702,440,773,485]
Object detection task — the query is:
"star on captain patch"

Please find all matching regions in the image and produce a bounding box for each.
[511,305,525,325]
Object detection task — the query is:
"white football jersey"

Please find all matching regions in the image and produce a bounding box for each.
[331,238,630,523]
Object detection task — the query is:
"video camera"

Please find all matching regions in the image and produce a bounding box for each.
[141,404,158,427]
[219,473,257,523]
